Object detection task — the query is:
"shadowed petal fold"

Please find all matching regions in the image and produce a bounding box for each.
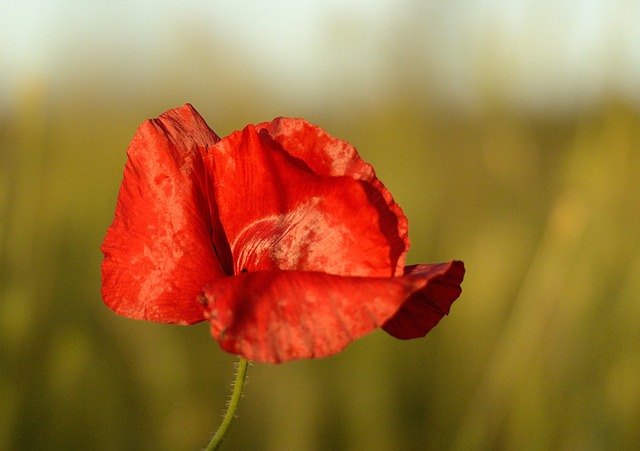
[383,261,465,339]
[101,104,225,324]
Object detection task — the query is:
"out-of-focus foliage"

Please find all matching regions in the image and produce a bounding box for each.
[2,2,640,443]
[2,83,638,450]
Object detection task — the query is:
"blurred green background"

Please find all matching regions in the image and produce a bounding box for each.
[2,1,640,450]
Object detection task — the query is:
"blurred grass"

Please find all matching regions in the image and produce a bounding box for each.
[1,82,639,450]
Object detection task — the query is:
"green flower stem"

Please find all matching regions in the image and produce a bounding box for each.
[205,356,250,451]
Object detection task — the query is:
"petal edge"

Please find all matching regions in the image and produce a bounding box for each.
[382,261,465,339]
[101,104,224,325]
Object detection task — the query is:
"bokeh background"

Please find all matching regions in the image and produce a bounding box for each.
[2,1,640,449]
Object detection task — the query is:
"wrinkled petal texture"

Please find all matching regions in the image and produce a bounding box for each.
[202,260,463,363]
[102,104,465,362]
[101,105,225,324]
[260,118,410,277]
[206,119,408,278]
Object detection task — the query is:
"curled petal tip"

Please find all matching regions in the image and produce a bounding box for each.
[383,260,465,340]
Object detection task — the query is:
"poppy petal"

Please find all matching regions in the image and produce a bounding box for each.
[206,123,407,278]
[200,270,428,363]
[258,118,410,276]
[257,117,376,179]
[101,104,225,324]
[382,261,465,339]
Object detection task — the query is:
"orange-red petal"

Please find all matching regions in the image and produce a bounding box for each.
[200,270,426,363]
[101,104,225,324]
[102,105,466,359]
[206,122,407,278]
[257,118,409,276]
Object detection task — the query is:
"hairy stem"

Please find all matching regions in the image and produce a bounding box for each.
[205,356,249,451]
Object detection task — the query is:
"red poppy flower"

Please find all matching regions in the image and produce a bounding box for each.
[101,104,464,363]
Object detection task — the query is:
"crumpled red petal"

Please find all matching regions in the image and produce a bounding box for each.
[206,121,408,278]
[101,104,225,324]
[258,118,410,277]
[200,271,418,362]
[383,261,465,339]
[102,104,466,360]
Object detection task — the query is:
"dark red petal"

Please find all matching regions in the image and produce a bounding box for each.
[382,261,465,339]
[206,123,407,277]
[201,271,427,363]
[101,104,225,325]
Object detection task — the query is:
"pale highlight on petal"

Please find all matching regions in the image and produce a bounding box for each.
[232,197,365,276]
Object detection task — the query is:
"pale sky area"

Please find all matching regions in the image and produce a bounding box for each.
[2,0,640,114]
